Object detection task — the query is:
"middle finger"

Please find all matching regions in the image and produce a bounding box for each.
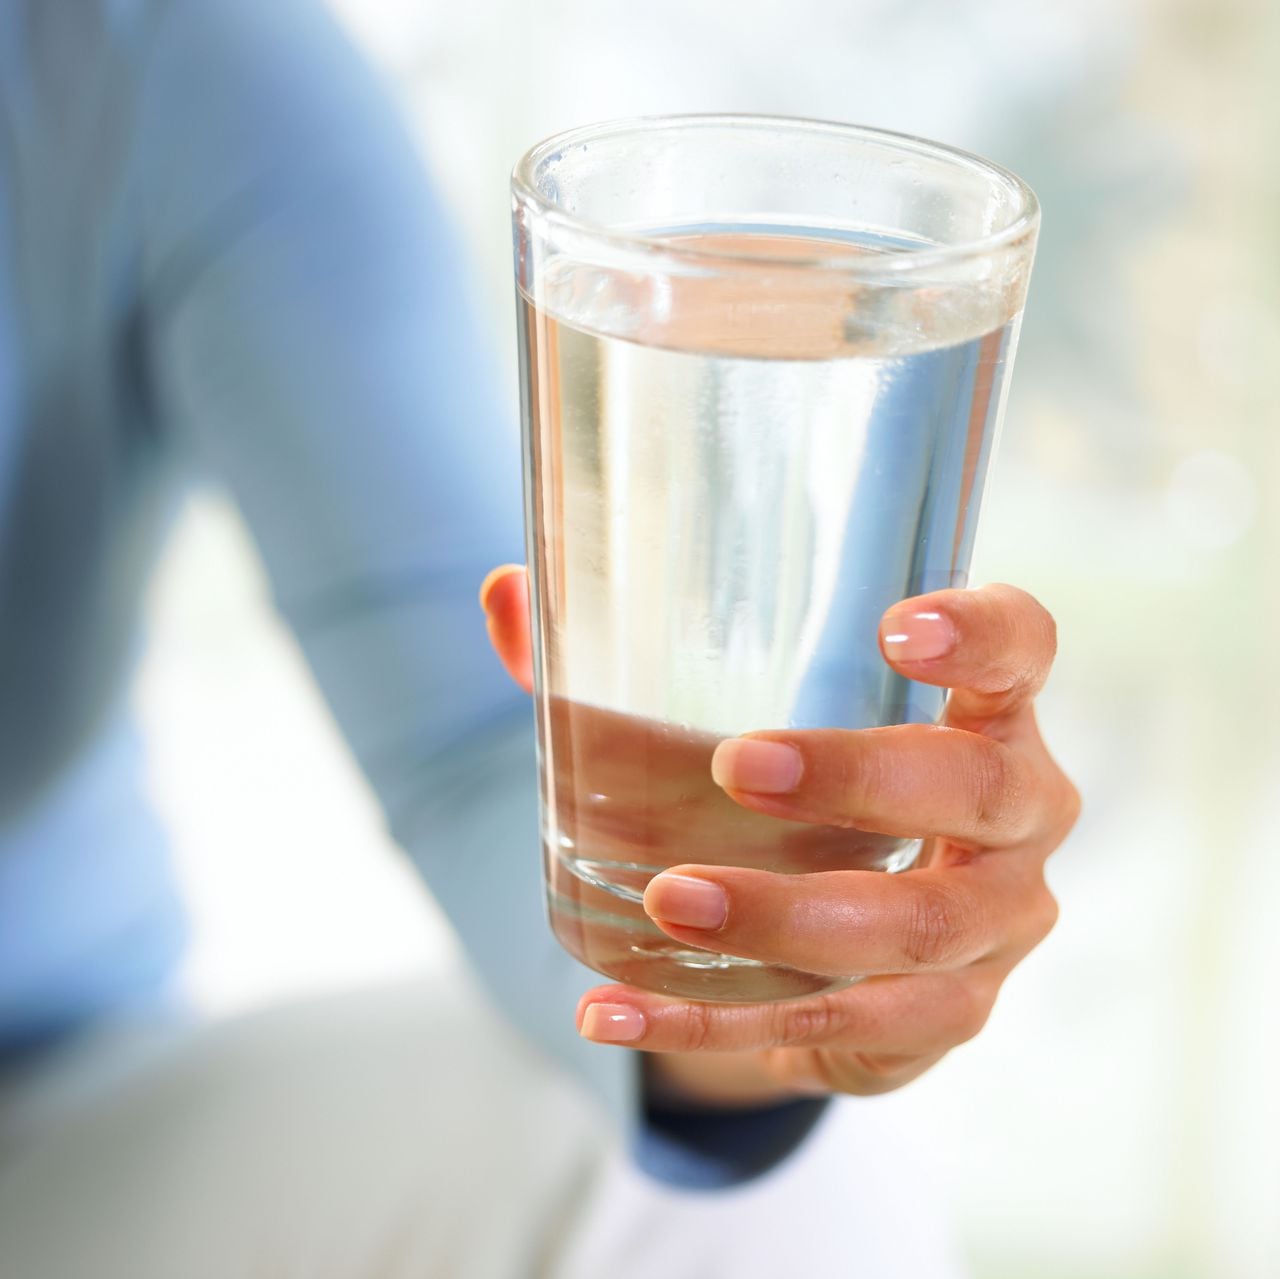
[642,855,1052,977]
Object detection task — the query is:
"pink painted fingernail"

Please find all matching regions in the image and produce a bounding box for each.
[711,739,804,794]
[580,1003,646,1043]
[644,873,729,930]
[880,610,956,663]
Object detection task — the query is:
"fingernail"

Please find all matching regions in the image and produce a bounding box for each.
[880,610,956,663]
[580,1003,646,1043]
[645,873,729,930]
[711,739,804,794]
[478,564,523,615]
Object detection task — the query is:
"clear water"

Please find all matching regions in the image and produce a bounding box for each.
[519,228,1021,1002]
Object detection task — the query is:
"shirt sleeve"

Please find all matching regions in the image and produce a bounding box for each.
[136,0,824,1184]
[637,1096,829,1190]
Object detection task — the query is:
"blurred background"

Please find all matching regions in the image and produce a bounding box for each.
[133,2,1279,1276]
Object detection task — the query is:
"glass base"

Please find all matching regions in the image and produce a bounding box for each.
[548,889,853,1003]
[548,834,922,1003]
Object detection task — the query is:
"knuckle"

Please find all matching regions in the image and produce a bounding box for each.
[1031,886,1060,943]
[968,739,1024,837]
[783,1048,857,1097]
[1012,586,1058,665]
[1058,777,1083,837]
[1004,882,1059,957]
[773,995,846,1047]
[902,883,968,968]
[951,983,996,1045]
[1036,768,1082,849]
[680,1000,716,1052]
[829,739,880,823]
[1037,605,1059,666]
[849,1051,922,1092]
[976,585,1057,694]
[991,584,1056,642]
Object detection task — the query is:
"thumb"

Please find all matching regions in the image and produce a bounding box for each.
[479,565,534,693]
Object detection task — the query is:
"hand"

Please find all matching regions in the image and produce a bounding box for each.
[481,566,1079,1106]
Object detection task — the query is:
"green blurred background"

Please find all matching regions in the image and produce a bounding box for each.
[137,2,1279,1275]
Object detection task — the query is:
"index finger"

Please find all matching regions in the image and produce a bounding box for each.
[879,583,1057,732]
[641,856,1049,979]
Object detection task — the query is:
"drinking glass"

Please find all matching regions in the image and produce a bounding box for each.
[512,115,1039,1002]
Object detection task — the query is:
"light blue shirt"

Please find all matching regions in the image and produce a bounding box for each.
[0,0,824,1187]
[0,0,611,1109]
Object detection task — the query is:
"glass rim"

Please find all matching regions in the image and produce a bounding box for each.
[511,113,1040,275]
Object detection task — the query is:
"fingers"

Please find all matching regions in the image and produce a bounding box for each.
[576,969,999,1060]
[479,564,533,693]
[639,858,1056,977]
[879,583,1057,731]
[776,1049,950,1097]
[711,723,1042,848]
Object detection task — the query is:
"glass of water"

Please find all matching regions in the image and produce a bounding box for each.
[512,116,1039,1004]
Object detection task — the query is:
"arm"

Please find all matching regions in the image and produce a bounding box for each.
[137,1,1079,1187]
[138,0,834,1184]
[137,0,632,1117]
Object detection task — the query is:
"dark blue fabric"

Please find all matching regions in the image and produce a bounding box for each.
[637,1097,830,1190]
